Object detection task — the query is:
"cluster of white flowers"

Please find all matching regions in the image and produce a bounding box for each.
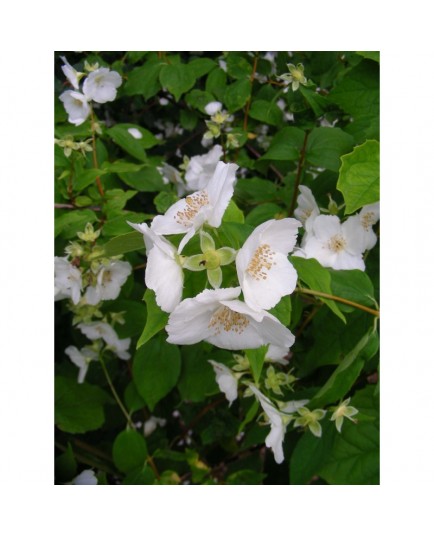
[59,56,122,126]
[293,185,380,271]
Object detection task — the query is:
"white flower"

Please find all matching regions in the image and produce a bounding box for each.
[249,385,289,464]
[71,469,98,485]
[151,161,238,253]
[127,127,143,139]
[278,63,308,92]
[293,185,320,233]
[204,101,223,115]
[266,344,291,365]
[55,257,82,304]
[60,56,81,90]
[65,346,98,383]
[293,214,366,271]
[236,218,300,311]
[158,163,187,197]
[128,222,184,313]
[166,287,295,351]
[59,90,91,126]
[184,145,224,192]
[85,260,132,305]
[78,322,131,360]
[346,202,380,252]
[82,67,122,104]
[144,416,167,437]
[208,360,238,406]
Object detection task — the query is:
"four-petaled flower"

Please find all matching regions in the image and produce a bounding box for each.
[293,214,366,271]
[330,398,358,433]
[166,287,295,351]
[236,218,300,311]
[82,67,122,103]
[151,161,238,252]
[85,260,132,305]
[59,90,91,126]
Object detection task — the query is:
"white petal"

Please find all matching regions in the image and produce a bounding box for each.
[258,218,301,254]
[205,162,238,227]
[208,360,238,405]
[265,425,285,464]
[312,215,342,242]
[342,216,366,255]
[127,127,143,139]
[166,298,214,345]
[145,246,183,312]
[72,469,98,485]
[65,346,86,368]
[204,101,223,115]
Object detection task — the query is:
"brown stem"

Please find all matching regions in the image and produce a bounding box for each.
[289,130,309,216]
[243,54,259,131]
[55,203,102,211]
[295,306,321,338]
[246,144,285,184]
[296,288,380,317]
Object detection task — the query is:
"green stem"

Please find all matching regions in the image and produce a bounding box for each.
[99,353,134,428]
[296,287,380,317]
[289,130,309,216]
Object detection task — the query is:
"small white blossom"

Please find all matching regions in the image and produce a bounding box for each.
[71,469,98,485]
[204,101,223,115]
[127,127,143,139]
[208,360,238,405]
[294,407,327,437]
[55,257,82,305]
[345,202,380,252]
[78,321,131,360]
[82,67,122,104]
[249,385,290,464]
[236,218,300,311]
[59,90,91,126]
[60,56,82,90]
[128,222,184,313]
[293,214,366,271]
[65,346,98,383]
[85,260,132,305]
[184,145,224,192]
[151,161,238,253]
[144,416,167,437]
[158,163,187,197]
[293,185,320,233]
[166,287,295,351]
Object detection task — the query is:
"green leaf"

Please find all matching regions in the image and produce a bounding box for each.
[55,209,98,239]
[337,139,380,214]
[112,429,148,473]
[356,51,380,63]
[329,269,376,309]
[102,160,144,174]
[160,63,196,101]
[261,126,304,161]
[224,79,251,113]
[290,257,346,323]
[318,385,379,484]
[218,222,254,249]
[74,168,105,192]
[235,178,279,204]
[124,61,163,100]
[118,165,166,192]
[206,68,227,101]
[269,295,292,326]
[310,328,374,407]
[226,469,266,485]
[154,191,180,213]
[329,60,379,141]
[105,188,137,213]
[185,89,215,113]
[106,125,147,162]
[188,57,215,78]
[123,465,156,485]
[305,127,354,172]
[136,289,169,348]
[249,100,283,126]
[245,203,284,227]
[246,346,267,384]
[299,85,328,117]
[290,419,336,484]
[222,199,245,224]
[226,53,252,79]
[105,299,147,339]
[179,109,198,130]
[177,345,220,402]
[124,381,146,412]
[103,231,145,257]
[55,443,77,483]
[102,211,148,237]
[55,376,111,434]
[133,336,181,410]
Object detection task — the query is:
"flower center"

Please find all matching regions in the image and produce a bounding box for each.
[208,306,250,336]
[361,211,375,230]
[175,191,209,227]
[328,234,346,253]
[246,243,276,281]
